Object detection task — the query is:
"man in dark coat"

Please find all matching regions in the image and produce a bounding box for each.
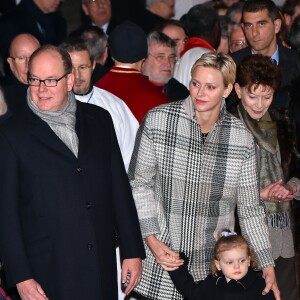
[0,0,66,59]
[230,0,299,110]
[1,33,40,115]
[0,44,145,300]
[70,0,123,37]
[128,0,174,34]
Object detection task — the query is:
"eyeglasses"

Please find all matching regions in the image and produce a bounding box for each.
[72,65,92,73]
[86,0,110,5]
[9,56,30,64]
[148,53,178,64]
[230,40,247,49]
[28,73,69,87]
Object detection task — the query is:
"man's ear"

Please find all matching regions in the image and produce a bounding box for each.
[7,57,15,72]
[66,72,75,91]
[274,18,282,34]
[100,46,108,65]
[81,4,89,16]
[92,60,96,70]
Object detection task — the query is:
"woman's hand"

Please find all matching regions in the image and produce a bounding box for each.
[262,266,281,300]
[260,180,294,202]
[145,235,184,271]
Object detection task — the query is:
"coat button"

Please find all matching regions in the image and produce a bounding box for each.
[87,243,93,250]
[86,202,92,209]
[77,167,83,172]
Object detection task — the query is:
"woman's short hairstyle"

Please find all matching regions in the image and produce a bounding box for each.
[236,54,281,92]
[211,229,257,276]
[191,52,236,87]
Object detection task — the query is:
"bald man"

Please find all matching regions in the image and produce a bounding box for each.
[2,33,40,114]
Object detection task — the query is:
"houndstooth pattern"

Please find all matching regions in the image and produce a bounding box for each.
[129,98,274,300]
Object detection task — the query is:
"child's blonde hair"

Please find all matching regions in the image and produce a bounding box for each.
[210,229,257,277]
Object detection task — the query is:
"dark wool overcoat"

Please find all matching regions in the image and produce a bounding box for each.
[0,101,145,300]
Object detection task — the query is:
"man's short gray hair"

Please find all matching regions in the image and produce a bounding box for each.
[81,26,108,61]
[147,31,176,52]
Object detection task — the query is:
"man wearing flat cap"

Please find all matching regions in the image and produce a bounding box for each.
[95,21,169,123]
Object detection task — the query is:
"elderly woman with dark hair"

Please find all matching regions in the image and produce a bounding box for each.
[129,52,279,300]
[230,54,299,300]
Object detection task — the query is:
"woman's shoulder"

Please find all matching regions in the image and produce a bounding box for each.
[224,110,252,133]
[145,100,186,121]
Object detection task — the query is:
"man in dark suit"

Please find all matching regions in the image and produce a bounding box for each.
[0,0,67,59]
[71,0,123,37]
[230,0,299,110]
[0,44,145,300]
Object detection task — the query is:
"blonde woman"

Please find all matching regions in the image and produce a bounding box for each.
[129,52,279,300]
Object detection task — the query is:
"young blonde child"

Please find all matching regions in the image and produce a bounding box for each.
[168,230,275,300]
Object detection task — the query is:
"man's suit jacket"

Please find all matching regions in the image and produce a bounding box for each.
[70,13,123,37]
[230,41,299,109]
[1,72,27,114]
[0,0,67,57]
[0,101,145,300]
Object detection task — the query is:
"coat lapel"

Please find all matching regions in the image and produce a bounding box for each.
[75,102,95,162]
[28,108,77,161]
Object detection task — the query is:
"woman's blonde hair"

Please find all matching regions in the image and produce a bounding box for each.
[191,52,236,88]
[210,229,257,277]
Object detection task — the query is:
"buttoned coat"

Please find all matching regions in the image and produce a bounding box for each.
[129,98,274,300]
[0,101,145,300]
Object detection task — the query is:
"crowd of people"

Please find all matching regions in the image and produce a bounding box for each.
[0,0,300,300]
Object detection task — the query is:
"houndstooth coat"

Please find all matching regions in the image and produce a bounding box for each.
[129,97,274,300]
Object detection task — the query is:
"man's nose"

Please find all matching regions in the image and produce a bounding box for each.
[38,81,47,92]
[73,68,81,79]
[252,25,259,37]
